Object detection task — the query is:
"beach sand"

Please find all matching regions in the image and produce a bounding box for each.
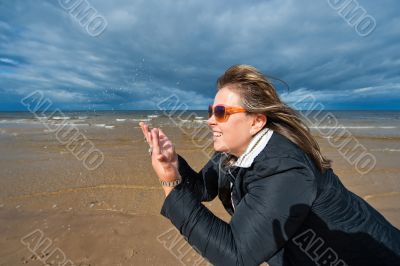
[0,117,399,265]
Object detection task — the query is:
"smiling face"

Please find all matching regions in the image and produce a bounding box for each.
[207,86,266,157]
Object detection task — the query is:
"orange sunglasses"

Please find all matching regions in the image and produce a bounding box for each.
[208,104,247,122]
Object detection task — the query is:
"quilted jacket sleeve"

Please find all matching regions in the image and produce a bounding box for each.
[161,157,318,266]
[177,152,221,202]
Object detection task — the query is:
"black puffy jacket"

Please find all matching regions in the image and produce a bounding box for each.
[161,132,400,265]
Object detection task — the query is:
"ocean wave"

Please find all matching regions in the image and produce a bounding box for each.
[116,118,126,122]
[0,119,43,126]
[0,119,26,123]
[370,148,400,152]
[179,119,207,123]
[309,126,397,129]
[93,124,115,129]
[70,123,90,127]
[131,118,151,122]
[0,129,18,136]
[52,116,70,120]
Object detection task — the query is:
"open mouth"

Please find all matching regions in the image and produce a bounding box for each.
[213,132,222,137]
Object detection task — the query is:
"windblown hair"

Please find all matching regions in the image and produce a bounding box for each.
[217,64,331,172]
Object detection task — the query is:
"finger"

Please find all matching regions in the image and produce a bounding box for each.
[158,128,170,140]
[139,122,145,134]
[147,128,152,144]
[159,128,174,150]
[158,129,168,143]
[144,124,151,143]
[139,122,148,138]
[140,122,152,144]
[159,136,167,145]
[151,128,161,155]
[148,126,153,145]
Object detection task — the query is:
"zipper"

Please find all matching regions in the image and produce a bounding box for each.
[228,168,237,211]
[230,181,235,211]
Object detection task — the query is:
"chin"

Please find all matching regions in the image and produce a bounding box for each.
[213,143,229,153]
[213,144,221,152]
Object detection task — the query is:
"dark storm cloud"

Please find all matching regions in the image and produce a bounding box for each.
[0,0,399,110]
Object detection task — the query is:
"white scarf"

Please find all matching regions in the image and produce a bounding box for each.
[233,128,274,168]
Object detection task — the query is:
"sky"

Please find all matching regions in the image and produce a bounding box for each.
[0,0,399,111]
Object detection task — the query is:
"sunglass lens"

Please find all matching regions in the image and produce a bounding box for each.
[208,105,213,118]
[214,105,225,121]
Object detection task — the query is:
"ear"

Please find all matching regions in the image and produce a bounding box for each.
[250,113,267,135]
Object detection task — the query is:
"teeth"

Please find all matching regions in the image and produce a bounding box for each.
[213,133,222,137]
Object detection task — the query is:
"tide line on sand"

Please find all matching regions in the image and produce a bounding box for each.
[4,184,162,201]
[363,191,400,201]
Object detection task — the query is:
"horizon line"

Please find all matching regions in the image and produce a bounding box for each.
[1,109,400,112]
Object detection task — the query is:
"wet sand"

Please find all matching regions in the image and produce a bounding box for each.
[0,118,399,265]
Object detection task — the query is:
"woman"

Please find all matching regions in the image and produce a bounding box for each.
[139,65,400,266]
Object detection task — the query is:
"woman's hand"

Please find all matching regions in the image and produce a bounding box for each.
[139,122,180,196]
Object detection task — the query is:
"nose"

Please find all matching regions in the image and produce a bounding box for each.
[207,113,217,127]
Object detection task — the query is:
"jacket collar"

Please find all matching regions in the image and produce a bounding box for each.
[233,128,273,168]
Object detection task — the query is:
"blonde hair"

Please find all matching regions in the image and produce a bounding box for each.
[217,64,331,172]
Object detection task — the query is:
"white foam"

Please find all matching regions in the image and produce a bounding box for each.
[52,116,70,120]
[51,123,69,127]
[0,129,18,136]
[0,119,30,124]
[131,118,151,122]
[147,115,158,118]
[116,118,126,122]
[370,148,400,152]
[94,124,106,127]
[71,123,90,127]
[93,124,114,129]
[195,116,204,120]
[309,126,397,129]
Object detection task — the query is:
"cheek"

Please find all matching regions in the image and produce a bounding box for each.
[220,120,249,147]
